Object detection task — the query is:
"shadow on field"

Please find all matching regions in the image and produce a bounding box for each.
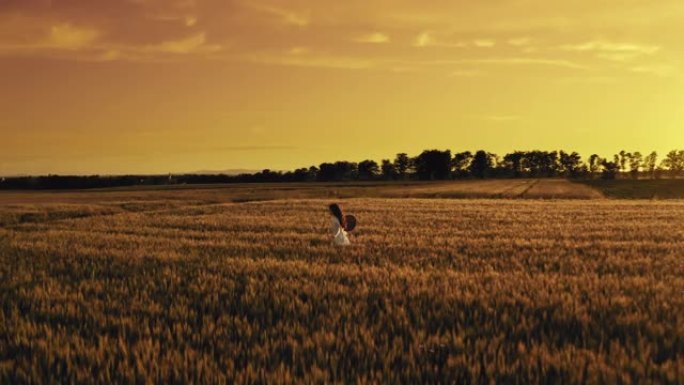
[576,179,684,199]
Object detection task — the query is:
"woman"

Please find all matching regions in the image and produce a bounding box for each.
[329,203,351,246]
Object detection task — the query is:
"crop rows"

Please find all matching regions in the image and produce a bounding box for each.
[0,198,682,384]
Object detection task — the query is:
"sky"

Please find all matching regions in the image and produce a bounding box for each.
[1,0,683,175]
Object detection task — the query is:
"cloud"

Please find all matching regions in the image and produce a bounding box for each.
[417,57,587,70]
[555,76,618,84]
[413,31,467,48]
[0,20,103,58]
[247,52,374,70]
[150,32,222,54]
[184,16,198,27]
[508,37,531,46]
[561,40,660,61]
[354,32,389,44]
[288,46,310,55]
[449,69,484,77]
[631,64,676,77]
[414,31,433,47]
[472,57,586,69]
[246,2,310,27]
[49,23,99,49]
[473,39,495,48]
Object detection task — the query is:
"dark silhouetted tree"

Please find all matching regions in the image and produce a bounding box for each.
[522,151,559,177]
[337,161,358,180]
[452,151,473,178]
[661,150,684,178]
[381,159,396,180]
[618,150,629,175]
[317,163,337,181]
[292,168,315,182]
[394,153,411,180]
[628,152,642,179]
[470,150,492,178]
[317,161,357,181]
[601,159,620,180]
[357,160,380,180]
[413,150,452,180]
[588,154,601,178]
[503,151,525,178]
[643,151,658,179]
[559,151,583,178]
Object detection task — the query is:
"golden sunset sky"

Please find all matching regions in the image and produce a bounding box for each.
[1,0,682,175]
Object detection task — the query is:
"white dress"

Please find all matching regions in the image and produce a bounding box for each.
[331,217,351,246]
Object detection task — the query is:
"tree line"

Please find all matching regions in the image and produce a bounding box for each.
[1,149,683,189]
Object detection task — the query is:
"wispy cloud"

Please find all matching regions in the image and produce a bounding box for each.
[472,57,586,69]
[413,31,433,47]
[473,39,495,48]
[354,32,390,44]
[49,23,99,49]
[288,46,310,55]
[561,40,660,61]
[150,32,222,54]
[0,22,100,54]
[419,57,587,70]
[449,69,484,77]
[508,37,531,46]
[413,31,466,48]
[631,64,676,77]
[247,52,374,70]
[245,2,310,27]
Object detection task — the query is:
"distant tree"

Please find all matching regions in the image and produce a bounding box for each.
[661,150,684,178]
[357,160,380,180]
[470,150,492,179]
[601,159,620,180]
[394,153,411,180]
[503,151,525,178]
[317,161,357,181]
[292,168,314,182]
[558,151,583,178]
[522,151,558,177]
[588,154,601,178]
[256,169,282,182]
[451,151,473,178]
[413,150,452,180]
[317,163,337,181]
[545,151,560,177]
[308,166,319,180]
[381,159,396,180]
[490,153,505,177]
[643,151,658,179]
[335,161,358,180]
[628,152,643,179]
[618,150,629,175]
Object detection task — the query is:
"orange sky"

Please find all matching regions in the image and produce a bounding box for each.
[1,0,683,175]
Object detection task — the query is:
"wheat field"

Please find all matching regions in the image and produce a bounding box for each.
[1,189,683,384]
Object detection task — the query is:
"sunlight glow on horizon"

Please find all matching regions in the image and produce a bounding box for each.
[0,0,682,175]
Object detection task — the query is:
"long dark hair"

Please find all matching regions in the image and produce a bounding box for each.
[329,203,346,228]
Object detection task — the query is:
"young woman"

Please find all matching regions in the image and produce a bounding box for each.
[328,203,351,246]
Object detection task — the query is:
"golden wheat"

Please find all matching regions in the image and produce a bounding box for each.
[0,197,682,384]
